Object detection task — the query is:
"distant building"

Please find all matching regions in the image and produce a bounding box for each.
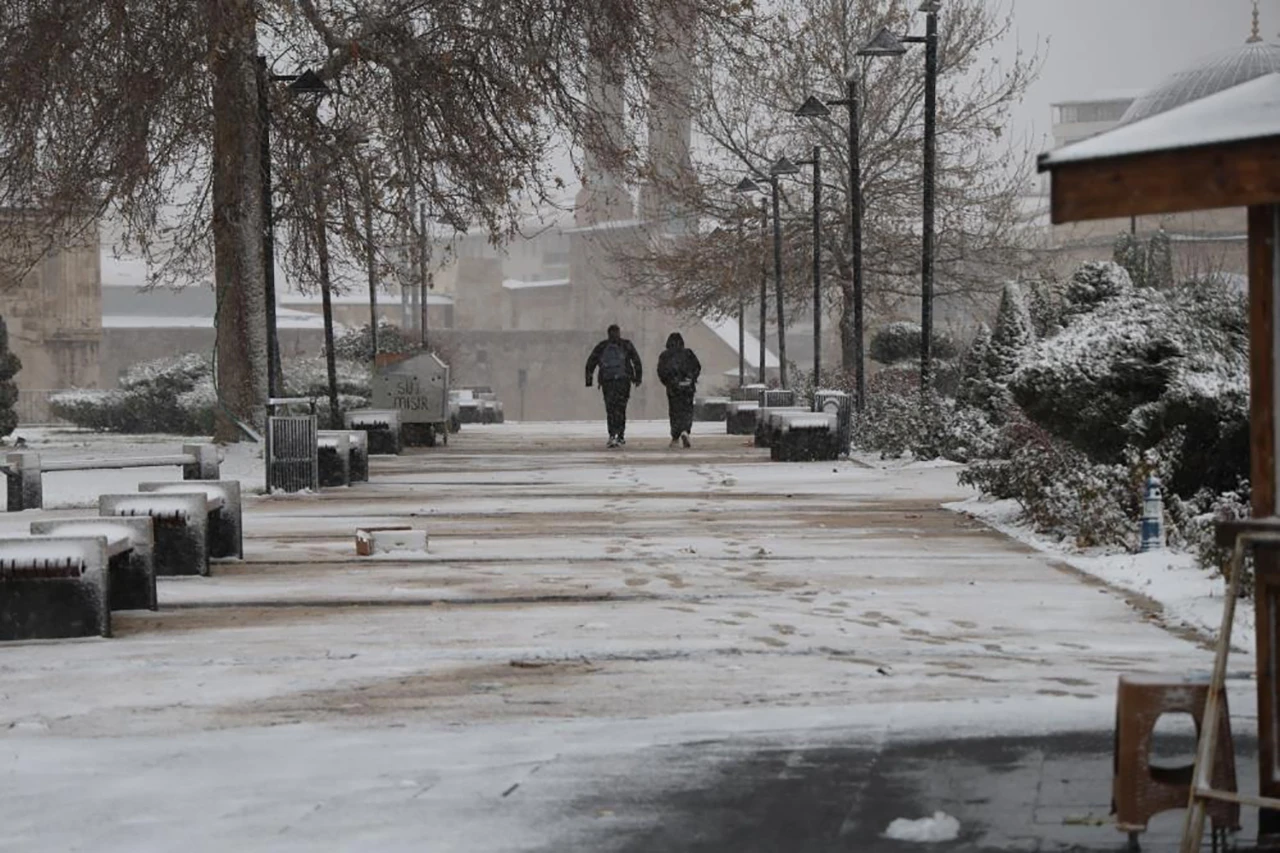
[1041,22,1280,282]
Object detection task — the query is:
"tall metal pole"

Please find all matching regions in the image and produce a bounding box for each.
[256,56,281,400]
[920,6,938,395]
[737,299,745,386]
[771,177,789,389]
[758,196,767,384]
[419,202,429,349]
[848,77,865,412]
[811,145,822,390]
[364,165,379,358]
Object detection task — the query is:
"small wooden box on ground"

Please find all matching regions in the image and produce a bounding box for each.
[355,526,428,556]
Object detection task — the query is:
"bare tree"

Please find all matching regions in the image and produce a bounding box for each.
[619,0,1042,371]
[0,0,759,438]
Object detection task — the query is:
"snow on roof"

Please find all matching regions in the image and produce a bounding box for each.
[1051,89,1144,107]
[561,218,644,235]
[702,316,780,369]
[103,308,344,332]
[280,289,453,307]
[1040,72,1280,168]
[502,278,571,290]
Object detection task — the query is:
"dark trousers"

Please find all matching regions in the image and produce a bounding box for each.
[601,379,631,438]
[667,388,695,439]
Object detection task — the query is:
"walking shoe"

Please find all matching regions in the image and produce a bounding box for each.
[680,431,691,448]
[617,436,626,446]
[607,436,619,448]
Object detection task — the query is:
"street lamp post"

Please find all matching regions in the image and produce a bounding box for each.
[735,177,769,384]
[859,0,941,394]
[791,147,822,390]
[362,160,379,359]
[770,156,800,389]
[798,79,864,412]
[255,60,329,399]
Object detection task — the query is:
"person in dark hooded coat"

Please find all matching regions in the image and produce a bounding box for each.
[657,331,701,448]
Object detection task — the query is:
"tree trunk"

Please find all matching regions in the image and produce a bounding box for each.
[833,253,857,372]
[208,0,267,441]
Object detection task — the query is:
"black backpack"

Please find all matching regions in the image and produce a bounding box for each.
[599,341,628,381]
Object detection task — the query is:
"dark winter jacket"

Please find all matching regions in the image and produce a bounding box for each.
[586,335,643,386]
[657,332,701,394]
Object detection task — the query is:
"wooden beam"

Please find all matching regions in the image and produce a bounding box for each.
[1048,136,1280,224]
[1249,205,1280,841]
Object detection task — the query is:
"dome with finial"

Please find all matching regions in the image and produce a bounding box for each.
[1120,3,1280,126]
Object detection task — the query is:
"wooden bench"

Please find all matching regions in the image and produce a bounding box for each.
[4,444,219,511]
[344,409,402,455]
[771,412,840,462]
[0,536,111,640]
[99,493,211,577]
[138,481,243,561]
[29,518,156,612]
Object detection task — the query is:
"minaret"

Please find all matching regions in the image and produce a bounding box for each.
[574,35,633,227]
[1248,0,1262,42]
[639,0,697,234]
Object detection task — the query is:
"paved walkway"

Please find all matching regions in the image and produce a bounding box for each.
[0,422,1255,850]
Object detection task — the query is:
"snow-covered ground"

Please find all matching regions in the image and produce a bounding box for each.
[0,422,1250,850]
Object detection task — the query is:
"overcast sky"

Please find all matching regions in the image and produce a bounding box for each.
[1005,0,1258,150]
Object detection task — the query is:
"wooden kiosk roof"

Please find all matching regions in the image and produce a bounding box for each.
[1038,72,1280,224]
[1039,70,1280,841]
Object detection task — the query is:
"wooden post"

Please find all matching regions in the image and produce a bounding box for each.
[1249,203,1280,841]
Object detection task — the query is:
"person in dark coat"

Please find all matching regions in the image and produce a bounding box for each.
[585,324,643,448]
[657,331,701,448]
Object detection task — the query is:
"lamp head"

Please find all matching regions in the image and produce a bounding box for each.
[288,69,331,94]
[770,156,800,176]
[734,177,763,193]
[857,26,908,57]
[796,95,831,118]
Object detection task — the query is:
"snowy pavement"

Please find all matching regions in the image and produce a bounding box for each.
[0,422,1256,850]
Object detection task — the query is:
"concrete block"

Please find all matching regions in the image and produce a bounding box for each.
[356,527,428,556]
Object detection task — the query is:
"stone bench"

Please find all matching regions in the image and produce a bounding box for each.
[99,493,212,577]
[316,432,352,487]
[29,518,156,612]
[771,412,840,462]
[344,409,402,455]
[138,481,243,562]
[4,443,219,511]
[726,401,759,435]
[754,406,808,448]
[694,397,730,422]
[0,536,111,640]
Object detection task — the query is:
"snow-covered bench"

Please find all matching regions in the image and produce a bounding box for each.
[731,383,767,402]
[318,429,369,484]
[754,406,808,448]
[29,518,156,612]
[694,396,730,422]
[99,493,212,577]
[344,409,402,455]
[316,431,352,487]
[138,481,243,561]
[726,400,759,435]
[0,536,111,640]
[771,412,840,462]
[4,443,220,512]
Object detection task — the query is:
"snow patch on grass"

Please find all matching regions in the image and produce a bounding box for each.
[884,811,961,842]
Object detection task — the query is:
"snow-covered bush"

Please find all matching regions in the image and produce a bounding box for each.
[0,315,21,437]
[959,417,1136,548]
[1061,260,1132,318]
[1171,485,1253,594]
[869,322,958,365]
[285,356,371,400]
[855,370,995,462]
[50,353,215,434]
[332,322,416,362]
[1010,278,1247,498]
